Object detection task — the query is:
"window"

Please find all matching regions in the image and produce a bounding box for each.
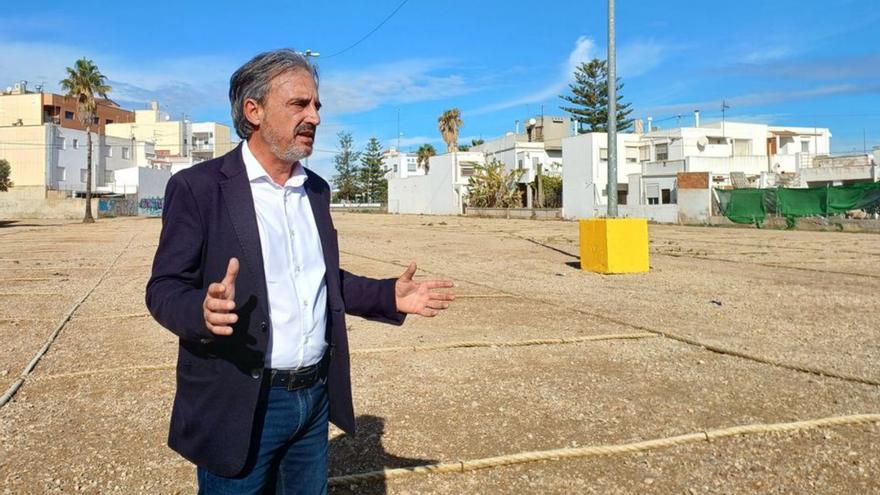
[599,148,608,161]
[662,189,672,204]
[655,144,668,161]
[122,146,130,159]
[646,182,660,204]
[105,146,113,158]
[60,137,66,150]
[64,111,74,120]
[56,167,66,181]
[106,119,114,125]
[104,171,114,184]
[72,139,79,149]
[801,140,810,153]
[80,169,88,183]
[708,137,726,145]
[625,147,639,163]
[460,165,475,177]
[407,160,417,172]
[733,139,751,156]
[393,164,398,173]
[639,146,650,161]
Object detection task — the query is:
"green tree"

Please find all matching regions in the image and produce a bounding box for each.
[466,160,524,208]
[470,138,485,147]
[358,137,388,203]
[60,58,111,223]
[560,58,633,133]
[532,174,562,208]
[416,143,436,173]
[0,159,12,191]
[437,108,463,153]
[332,131,361,202]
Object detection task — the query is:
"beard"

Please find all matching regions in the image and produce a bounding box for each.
[263,120,316,164]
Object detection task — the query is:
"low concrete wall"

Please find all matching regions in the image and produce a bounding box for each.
[708,215,880,233]
[465,207,562,220]
[617,204,679,223]
[0,195,99,219]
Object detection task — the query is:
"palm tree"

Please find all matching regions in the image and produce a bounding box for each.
[416,143,436,174]
[437,108,463,153]
[60,58,111,223]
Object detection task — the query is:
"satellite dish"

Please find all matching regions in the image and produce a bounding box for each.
[528,118,537,126]
[696,136,708,151]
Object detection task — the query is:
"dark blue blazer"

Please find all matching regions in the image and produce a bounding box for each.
[145,144,404,477]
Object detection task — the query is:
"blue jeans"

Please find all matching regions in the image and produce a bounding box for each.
[197,379,329,495]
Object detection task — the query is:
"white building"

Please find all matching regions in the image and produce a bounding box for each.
[387,151,484,215]
[46,125,146,194]
[562,131,644,219]
[562,119,842,222]
[384,148,423,179]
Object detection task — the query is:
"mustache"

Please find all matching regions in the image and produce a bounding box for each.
[295,123,316,135]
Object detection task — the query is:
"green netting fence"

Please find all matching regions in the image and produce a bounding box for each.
[715,182,880,227]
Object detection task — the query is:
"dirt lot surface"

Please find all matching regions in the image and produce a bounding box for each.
[1,213,878,494]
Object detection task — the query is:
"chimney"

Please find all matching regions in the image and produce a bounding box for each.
[634,119,644,135]
[694,110,701,127]
[646,117,653,132]
[150,101,159,111]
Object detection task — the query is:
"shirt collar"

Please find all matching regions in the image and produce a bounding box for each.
[242,140,308,188]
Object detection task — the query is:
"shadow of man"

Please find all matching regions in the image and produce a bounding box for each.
[329,415,437,495]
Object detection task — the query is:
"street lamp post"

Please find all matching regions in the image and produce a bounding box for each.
[606,0,618,217]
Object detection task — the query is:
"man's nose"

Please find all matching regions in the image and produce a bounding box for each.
[304,103,320,126]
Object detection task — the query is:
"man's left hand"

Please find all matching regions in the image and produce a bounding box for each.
[395,262,455,317]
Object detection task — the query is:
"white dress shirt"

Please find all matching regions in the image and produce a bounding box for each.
[242,141,328,369]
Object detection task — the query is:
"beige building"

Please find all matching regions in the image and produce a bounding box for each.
[191,122,234,161]
[0,80,134,133]
[106,101,190,158]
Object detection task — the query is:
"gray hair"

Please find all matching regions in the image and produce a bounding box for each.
[229,49,319,139]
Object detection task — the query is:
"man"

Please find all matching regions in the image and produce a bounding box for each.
[146,49,454,494]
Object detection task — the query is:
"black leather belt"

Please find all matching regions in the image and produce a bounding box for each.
[268,353,330,391]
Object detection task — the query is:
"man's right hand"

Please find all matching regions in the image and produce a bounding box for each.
[203,258,239,336]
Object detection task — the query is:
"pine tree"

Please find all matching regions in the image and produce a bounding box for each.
[358,137,388,203]
[560,58,634,133]
[332,131,360,202]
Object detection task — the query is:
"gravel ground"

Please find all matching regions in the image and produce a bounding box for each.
[0,214,877,494]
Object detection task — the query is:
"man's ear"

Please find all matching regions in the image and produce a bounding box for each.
[243,98,263,130]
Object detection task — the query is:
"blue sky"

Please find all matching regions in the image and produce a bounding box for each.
[2,0,879,178]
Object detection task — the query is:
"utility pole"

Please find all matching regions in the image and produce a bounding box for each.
[606,0,618,217]
[721,100,730,157]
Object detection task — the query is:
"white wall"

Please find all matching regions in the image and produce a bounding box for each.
[47,126,138,192]
[561,132,641,219]
[111,166,170,216]
[388,162,456,215]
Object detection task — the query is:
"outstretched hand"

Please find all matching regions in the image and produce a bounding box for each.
[395,262,455,317]
[203,257,239,335]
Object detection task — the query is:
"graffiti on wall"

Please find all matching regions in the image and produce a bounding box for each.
[138,196,164,217]
[98,198,138,218]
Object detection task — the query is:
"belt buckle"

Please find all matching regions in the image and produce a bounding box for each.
[286,369,311,391]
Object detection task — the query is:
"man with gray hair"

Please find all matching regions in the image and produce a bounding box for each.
[146,49,455,493]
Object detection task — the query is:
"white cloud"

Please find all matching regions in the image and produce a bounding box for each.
[645,83,880,116]
[467,36,596,116]
[320,59,472,115]
[467,37,668,117]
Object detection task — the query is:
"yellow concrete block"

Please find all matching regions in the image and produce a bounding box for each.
[579,218,650,274]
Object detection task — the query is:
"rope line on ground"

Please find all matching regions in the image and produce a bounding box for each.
[328,413,880,486]
[0,234,137,408]
[32,333,655,381]
[339,249,880,388]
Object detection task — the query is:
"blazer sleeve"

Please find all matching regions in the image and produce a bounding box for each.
[145,173,213,342]
[339,270,406,326]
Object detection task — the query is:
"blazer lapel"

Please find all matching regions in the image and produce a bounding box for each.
[219,144,269,313]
